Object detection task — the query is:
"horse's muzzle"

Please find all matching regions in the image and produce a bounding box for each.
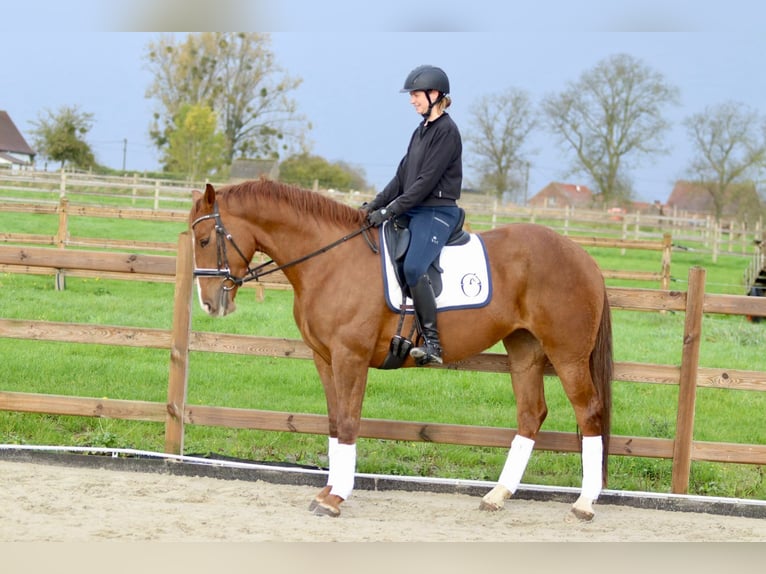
[216,285,236,316]
[196,279,237,317]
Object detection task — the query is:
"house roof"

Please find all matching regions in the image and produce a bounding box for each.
[229,158,279,181]
[0,151,30,165]
[668,180,762,216]
[530,182,593,206]
[552,182,592,202]
[0,110,35,156]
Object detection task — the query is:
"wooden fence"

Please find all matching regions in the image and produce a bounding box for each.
[745,240,766,293]
[458,196,764,260]
[2,169,762,252]
[1,234,765,495]
[0,195,673,289]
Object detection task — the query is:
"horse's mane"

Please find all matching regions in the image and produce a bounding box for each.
[218,177,367,228]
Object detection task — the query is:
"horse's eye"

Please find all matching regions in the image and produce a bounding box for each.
[199,237,210,248]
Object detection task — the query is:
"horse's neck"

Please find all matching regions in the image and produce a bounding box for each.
[250,207,350,269]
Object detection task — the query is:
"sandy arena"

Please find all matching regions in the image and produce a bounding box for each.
[1,454,765,543]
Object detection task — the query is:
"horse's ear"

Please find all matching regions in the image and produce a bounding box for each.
[203,183,216,207]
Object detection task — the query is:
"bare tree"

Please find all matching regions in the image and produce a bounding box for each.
[683,100,766,221]
[145,32,308,166]
[541,53,679,205]
[464,87,537,202]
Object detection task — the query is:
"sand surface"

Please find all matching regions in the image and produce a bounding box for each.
[1,459,765,542]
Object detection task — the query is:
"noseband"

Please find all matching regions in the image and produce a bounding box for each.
[190,200,378,288]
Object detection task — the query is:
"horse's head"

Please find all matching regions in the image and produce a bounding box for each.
[189,183,255,317]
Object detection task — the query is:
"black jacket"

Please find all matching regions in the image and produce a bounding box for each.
[368,112,462,216]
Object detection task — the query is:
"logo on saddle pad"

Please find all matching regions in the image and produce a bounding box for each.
[380,223,492,312]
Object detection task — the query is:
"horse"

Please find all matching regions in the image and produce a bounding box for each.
[188,178,613,521]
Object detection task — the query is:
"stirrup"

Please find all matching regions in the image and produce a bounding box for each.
[410,343,443,366]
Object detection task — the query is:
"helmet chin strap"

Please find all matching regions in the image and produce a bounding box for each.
[421,90,444,121]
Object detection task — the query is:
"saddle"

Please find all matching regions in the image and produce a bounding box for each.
[383,208,470,299]
[379,209,470,370]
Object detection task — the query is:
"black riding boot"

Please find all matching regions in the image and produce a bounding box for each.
[408,274,443,366]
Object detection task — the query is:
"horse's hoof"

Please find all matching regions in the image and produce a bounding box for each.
[312,501,341,518]
[310,492,343,518]
[308,485,332,512]
[479,484,511,511]
[479,499,504,512]
[569,507,595,522]
[569,494,595,522]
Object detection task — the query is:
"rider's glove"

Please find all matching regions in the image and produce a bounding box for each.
[367,207,393,227]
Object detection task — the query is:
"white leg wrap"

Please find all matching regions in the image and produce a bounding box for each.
[328,443,356,500]
[326,437,339,486]
[497,434,535,494]
[581,435,603,500]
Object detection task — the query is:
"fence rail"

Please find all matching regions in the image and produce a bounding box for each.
[1,235,765,495]
[2,168,762,244]
[0,195,674,289]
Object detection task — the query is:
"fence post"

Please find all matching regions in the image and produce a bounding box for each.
[712,222,720,263]
[165,231,193,455]
[661,233,672,291]
[54,198,69,291]
[154,180,161,210]
[671,266,706,494]
[620,216,628,255]
[58,169,67,198]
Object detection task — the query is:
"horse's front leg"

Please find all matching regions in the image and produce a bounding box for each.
[307,353,337,514]
[308,351,369,518]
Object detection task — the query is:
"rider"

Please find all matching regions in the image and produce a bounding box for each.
[363,65,463,366]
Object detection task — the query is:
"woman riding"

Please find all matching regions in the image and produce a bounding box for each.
[363,65,463,366]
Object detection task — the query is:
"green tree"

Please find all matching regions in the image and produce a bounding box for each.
[464,87,537,202]
[164,103,227,181]
[279,153,361,191]
[29,105,96,170]
[541,53,679,205]
[145,32,308,165]
[683,101,766,221]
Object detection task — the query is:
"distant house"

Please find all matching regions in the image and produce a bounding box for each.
[0,110,35,168]
[528,182,593,208]
[667,180,763,221]
[229,158,279,182]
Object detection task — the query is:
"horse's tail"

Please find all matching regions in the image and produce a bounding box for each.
[590,289,613,487]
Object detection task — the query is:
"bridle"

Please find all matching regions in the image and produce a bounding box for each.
[190,200,378,290]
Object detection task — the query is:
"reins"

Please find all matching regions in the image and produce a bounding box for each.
[191,200,378,287]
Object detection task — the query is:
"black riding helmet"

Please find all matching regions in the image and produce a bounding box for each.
[401,65,450,120]
[400,65,450,94]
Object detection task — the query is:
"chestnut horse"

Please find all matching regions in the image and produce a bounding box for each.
[189,178,613,521]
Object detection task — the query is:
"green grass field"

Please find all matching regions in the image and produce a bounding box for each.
[0,195,764,499]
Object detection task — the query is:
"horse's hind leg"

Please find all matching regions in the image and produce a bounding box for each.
[481,331,548,512]
[555,360,605,522]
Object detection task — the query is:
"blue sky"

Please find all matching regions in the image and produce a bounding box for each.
[3,2,765,203]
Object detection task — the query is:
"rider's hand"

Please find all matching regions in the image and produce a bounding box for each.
[367,208,392,227]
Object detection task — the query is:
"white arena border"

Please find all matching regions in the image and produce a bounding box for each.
[2,444,765,519]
